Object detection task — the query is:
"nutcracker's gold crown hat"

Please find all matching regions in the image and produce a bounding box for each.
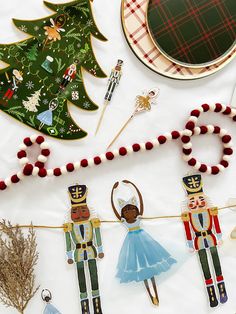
[182,174,203,196]
[68,184,88,207]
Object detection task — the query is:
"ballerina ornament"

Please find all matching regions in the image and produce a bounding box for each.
[111,180,176,306]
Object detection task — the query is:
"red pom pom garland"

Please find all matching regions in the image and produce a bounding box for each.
[0,103,235,191]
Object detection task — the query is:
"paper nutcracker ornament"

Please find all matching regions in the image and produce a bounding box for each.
[0,0,107,139]
[111,180,176,306]
[181,174,228,307]
[63,184,104,314]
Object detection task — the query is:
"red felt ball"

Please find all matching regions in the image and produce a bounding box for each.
[233,115,236,121]
[190,109,200,117]
[119,147,127,156]
[171,131,180,139]
[223,148,233,155]
[36,136,44,144]
[202,104,210,112]
[23,164,33,176]
[54,168,62,176]
[158,135,166,144]
[185,121,195,130]
[0,181,7,190]
[132,144,140,152]
[106,152,114,160]
[11,174,20,183]
[181,135,190,143]
[183,148,192,155]
[214,103,222,112]
[41,149,50,156]
[222,135,231,143]
[220,160,229,168]
[211,166,219,175]
[188,158,197,166]
[199,164,207,172]
[17,150,27,159]
[213,126,220,134]
[81,159,88,167]
[223,106,231,115]
[38,168,47,177]
[145,142,153,150]
[35,161,44,169]
[24,137,32,146]
[66,163,74,172]
[94,157,101,165]
[200,126,208,134]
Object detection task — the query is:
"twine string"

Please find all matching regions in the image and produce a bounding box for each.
[1,204,234,231]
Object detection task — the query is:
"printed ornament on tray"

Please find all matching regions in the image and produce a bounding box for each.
[0,0,107,139]
[181,174,228,307]
[63,183,104,314]
[111,180,177,306]
[121,0,236,79]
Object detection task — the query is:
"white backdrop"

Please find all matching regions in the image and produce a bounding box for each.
[0,1,236,314]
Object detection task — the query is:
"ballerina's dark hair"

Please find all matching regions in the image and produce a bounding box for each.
[111,180,144,221]
[121,204,140,218]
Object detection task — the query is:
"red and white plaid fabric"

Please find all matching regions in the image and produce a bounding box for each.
[122,0,236,80]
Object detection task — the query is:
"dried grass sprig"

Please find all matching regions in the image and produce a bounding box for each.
[0,220,39,314]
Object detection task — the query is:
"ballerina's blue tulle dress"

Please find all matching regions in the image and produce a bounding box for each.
[44,303,61,314]
[117,217,177,283]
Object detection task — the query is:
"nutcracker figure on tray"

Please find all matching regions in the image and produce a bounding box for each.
[59,59,78,92]
[181,174,228,307]
[63,184,104,314]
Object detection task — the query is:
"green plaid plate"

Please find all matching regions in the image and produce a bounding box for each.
[147,0,236,66]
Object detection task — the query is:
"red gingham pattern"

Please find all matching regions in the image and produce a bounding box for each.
[0,103,235,190]
[122,0,236,80]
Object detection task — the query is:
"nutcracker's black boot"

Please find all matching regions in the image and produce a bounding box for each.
[92,296,102,314]
[207,285,218,308]
[217,281,228,304]
[81,299,90,314]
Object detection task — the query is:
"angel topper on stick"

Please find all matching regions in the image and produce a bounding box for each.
[111,180,176,306]
[181,174,228,307]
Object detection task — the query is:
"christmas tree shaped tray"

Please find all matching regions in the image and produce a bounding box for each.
[147,0,236,67]
[0,0,107,140]
[121,0,236,79]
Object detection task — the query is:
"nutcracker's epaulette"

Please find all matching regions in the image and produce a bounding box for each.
[90,218,101,228]
[63,222,73,232]
[181,211,190,222]
[209,207,218,216]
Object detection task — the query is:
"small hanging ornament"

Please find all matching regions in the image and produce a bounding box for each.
[42,289,61,314]
[107,87,159,149]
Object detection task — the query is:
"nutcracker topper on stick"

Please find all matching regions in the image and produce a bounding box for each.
[107,87,159,149]
[95,59,124,135]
